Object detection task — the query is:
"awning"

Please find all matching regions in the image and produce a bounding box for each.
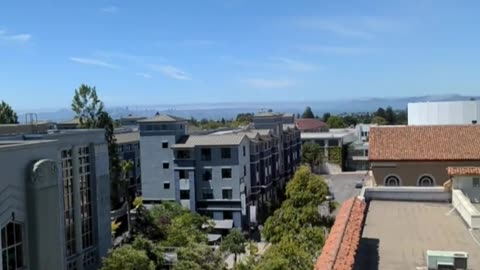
[208,234,222,242]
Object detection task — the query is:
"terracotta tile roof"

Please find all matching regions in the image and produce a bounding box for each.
[315,198,366,270]
[369,125,480,161]
[447,166,480,176]
[295,118,327,132]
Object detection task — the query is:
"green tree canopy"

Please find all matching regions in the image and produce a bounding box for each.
[220,229,246,267]
[371,116,387,125]
[374,107,386,119]
[175,243,227,270]
[301,141,323,169]
[254,237,313,270]
[301,106,315,118]
[72,84,105,128]
[0,100,18,124]
[385,106,395,124]
[326,115,347,128]
[322,112,331,122]
[101,245,155,270]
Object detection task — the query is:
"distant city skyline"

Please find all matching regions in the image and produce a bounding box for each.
[2,1,480,110]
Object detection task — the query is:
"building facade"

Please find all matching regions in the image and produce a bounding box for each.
[115,131,141,197]
[0,129,111,270]
[139,113,301,229]
[369,125,480,186]
[408,100,480,125]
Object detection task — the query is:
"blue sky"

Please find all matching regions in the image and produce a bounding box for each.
[1,0,480,110]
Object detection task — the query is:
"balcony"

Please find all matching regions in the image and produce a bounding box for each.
[174,159,195,167]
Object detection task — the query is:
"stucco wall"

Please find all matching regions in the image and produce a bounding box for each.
[371,161,480,186]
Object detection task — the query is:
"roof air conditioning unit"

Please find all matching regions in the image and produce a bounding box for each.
[426,250,468,270]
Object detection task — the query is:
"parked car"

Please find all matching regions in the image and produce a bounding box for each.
[326,192,335,201]
[355,181,363,188]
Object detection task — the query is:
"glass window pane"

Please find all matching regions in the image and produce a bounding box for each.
[16,245,23,268]
[14,224,21,243]
[2,250,7,270]
[1,227,5,248]
[6,223,14,246]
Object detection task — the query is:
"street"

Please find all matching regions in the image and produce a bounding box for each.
[324,171,367,213]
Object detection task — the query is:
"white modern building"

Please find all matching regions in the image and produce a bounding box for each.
[0,126,111,270]
[408,100,480,125]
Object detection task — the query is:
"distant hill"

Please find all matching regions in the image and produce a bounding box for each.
[21,94,480,122]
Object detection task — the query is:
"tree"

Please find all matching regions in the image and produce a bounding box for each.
[72,84,105,128]
[254,237,313,270]
[374,107,386,119]
[220,229,246,267]
[295,113,301,119]
[100,245,155,270]
[175,243,227,270]
[301,142,323,170]
[385,106,395,124]
[326,115,347,128]
[322,112,331,123]
[371,116,387,125]
[0,101,18,124]
[301,106,315,118]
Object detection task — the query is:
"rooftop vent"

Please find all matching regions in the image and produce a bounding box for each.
[426,250,468,270]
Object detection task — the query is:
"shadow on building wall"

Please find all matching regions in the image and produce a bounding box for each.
[354,237,380,270]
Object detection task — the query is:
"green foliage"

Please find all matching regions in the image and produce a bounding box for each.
[371,116,387,125]
[101,245,155,270]
[175,243,227,270]
[327,146,342,165]
[71,84,104,128]
[301,141,323,169]
[254,237,313,270]
[301,106,315,118]
[0,100,18,124]
[322,112,331,122]
[220,229,246,267]
[385,106,395,124]
[164,211,209,246]
[326,115,347,128]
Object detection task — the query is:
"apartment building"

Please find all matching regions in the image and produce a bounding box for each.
[0,127,111,270]
[139,112,301,229]
[115,131,141,196]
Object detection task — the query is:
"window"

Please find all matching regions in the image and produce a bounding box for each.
[243,146,246,156]
[203,169,212,181]
[179,170,188,179]
[222,189,233,199]
[78,146,93,250]
[244,165,247,176]
[418,175,434,186]
[202,189,214,199]
[164,182,170,189]
[162,141,168,148]
[385,175,400,186]
[328,139,339,147]
[223,211,233,219]
[221,148,231,159]
[473,177,480,187]
[176,150,191,159]
[180,190,190,200]
[222,168,232,179]
[61,149,76,257]
[163,162,169,169]
[201,148,211,161]
[1,222,24,270]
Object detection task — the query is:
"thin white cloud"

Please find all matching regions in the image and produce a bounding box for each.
[136,72,152,79]
[0,29,31,43]
[70,57,119,69]
[298,45,374,55]
[150,65,191,80]
[101,6,119,13]
[295,18,372,39]
[271,57,316,72]
[244,78,295,89]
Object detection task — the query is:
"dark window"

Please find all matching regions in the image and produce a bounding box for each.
[163,162,169,169]
[222,168,232,179]
[179,170,188,179]
[474,178,480,187]
[244,165,247,176]
[222,189,233,199]
[180,190,190,200]
[328,139,339,147]
[201,148,211,161]
[164,182,170,189]
[221,148,231,159]
[203,169,212,181]
[202,189,214,199]
[1,222,24,270]
[256,164,259,172]
[176,150,191,159]
[204,211,214,218]
[223,211,233,219]
[162,142,168,148]
[243,146,246,156]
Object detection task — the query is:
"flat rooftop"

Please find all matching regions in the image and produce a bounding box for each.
[357,201,480,269]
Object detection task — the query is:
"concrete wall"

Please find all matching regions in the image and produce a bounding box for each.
[408,100,480,125]
[362,187,451,202]
[140,135,177,200]
[371,161,480,186]
[453,176,480,203]
[452,189,480,229]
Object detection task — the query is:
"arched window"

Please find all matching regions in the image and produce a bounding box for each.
[417,175,435,186]
[384,175,401,186]
[1,222,24,270]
